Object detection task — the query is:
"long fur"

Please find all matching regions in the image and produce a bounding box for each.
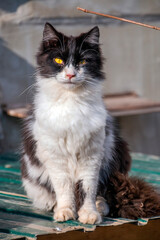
[106,172,160,219]
[21,23,160,224]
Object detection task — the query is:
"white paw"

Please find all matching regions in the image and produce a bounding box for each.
[54,207,76,222]
[78,208,102,224]
[96,196,109,216]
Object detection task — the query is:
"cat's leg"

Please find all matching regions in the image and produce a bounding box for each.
[52,174,76,221]
[77,131,105,224]
[77,168,102,224]
[78,152,102,221]
[36,150,76,221]
[22,178,56,211]
[47,166,76,221]
[96,196,109,216]
[21,154,56,210]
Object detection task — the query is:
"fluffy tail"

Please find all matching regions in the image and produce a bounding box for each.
[105,172,160,219]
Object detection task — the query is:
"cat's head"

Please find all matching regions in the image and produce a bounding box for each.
[37,23,104,90]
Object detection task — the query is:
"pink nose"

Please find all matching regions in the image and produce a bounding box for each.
[66,74,76,80]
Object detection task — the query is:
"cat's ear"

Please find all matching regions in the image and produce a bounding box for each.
[43,23,60,48]
[84,26,100,45]
[43,22,59,41]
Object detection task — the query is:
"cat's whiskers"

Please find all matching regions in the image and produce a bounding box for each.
[84,78,99,86]
[19,83,37,97]
[32,69,41,78]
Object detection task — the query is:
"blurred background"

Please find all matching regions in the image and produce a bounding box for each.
[0,0,160,156]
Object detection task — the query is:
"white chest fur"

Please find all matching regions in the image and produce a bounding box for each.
[33,80,107,177]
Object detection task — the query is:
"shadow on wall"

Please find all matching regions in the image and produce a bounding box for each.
[0,0,30,13]
[0,38,35,106]
[0,37,35,153]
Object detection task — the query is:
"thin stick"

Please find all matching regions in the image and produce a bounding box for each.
[77,7,160,31]
[0,190,27,198]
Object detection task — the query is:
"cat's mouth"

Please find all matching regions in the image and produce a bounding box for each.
[60,80,83,89]
[63,81,76,84]
[58,78,83,87]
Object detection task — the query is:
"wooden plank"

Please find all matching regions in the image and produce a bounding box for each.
[104,92,160,111]
[2,104,30,119]
[3,92,160,118]
[109,106,160,117]
[6,108,28,119]
[103,92,160,116]
[37,219,160,240]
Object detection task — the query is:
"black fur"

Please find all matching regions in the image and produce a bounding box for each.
[98,117,131,197]
[75,180,86,211]
[97,117,160,220]
[106,172,160,219]
[37,23,104,81]
[21,115,41,168]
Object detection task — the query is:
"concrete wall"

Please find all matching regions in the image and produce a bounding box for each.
[0,0,160,155]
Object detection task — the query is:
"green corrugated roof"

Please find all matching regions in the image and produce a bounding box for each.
[0,153,160,239]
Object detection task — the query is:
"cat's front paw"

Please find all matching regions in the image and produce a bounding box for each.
[78,208,102,224]
[54,207,76,222]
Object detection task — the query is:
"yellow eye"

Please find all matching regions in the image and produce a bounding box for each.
[54,58,64,65]
[79,59,86,65]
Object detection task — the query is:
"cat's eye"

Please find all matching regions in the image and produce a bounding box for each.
[79,59,87,65]
[54,58,64,65]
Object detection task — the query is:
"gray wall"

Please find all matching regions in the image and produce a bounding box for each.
[0,0,160,155]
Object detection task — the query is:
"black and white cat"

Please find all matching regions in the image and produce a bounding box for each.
[21,23,157,224]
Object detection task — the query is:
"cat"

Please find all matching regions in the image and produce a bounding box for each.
[21,23,160,224]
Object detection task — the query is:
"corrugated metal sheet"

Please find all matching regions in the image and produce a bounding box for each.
[0,153,159,239]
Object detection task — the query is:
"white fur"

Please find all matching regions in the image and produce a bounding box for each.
[54,64,85,88]
[23,178,56,210]
[23,70,109,223]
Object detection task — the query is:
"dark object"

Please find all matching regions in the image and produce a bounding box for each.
[106,172,160,219]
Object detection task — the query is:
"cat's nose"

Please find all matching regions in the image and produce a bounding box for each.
[66,73,76,80]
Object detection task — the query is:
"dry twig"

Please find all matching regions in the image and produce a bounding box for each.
[77,7,160,31]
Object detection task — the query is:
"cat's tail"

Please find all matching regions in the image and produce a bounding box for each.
[105,172,160,219]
